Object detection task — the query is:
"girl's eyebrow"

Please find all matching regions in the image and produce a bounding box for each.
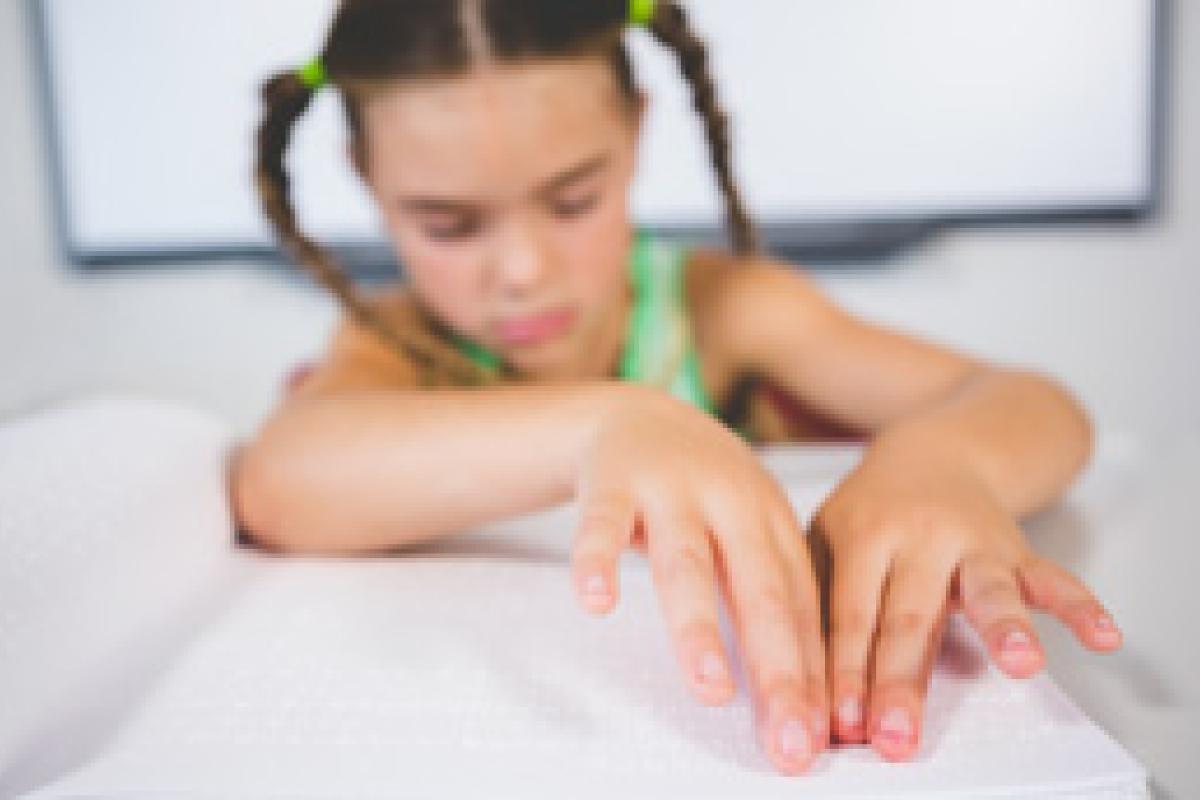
[397,152,611,213]
[536,152,611,195]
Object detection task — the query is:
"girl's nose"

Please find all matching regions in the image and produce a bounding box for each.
[492,225,553,297]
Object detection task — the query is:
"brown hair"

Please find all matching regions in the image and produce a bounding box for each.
[255,0,759,387]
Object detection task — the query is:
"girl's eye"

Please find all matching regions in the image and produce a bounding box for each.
[553,193,600,218]
[423,216,482,241]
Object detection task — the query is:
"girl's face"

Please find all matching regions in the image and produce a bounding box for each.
[356,57,645,379]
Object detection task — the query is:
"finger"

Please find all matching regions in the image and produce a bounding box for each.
[1018,557,1123,651]
[868,549,958,762]
[826,541,891,746]
[958,552,1045,677]
[768,504,829,752]
[711,501,817,774]
[920,607,951,691]
[643,501,736,706]
[571,483,637,614]
[889,602,952,726]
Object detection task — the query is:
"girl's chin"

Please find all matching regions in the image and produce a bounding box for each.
[502,336,588,379]
[505,345,573,376]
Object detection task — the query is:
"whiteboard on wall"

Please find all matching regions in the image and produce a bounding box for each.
[32,0,1159,262]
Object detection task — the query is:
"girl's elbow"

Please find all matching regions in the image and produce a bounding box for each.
[1018,368,1095,474]
[229,437,305,554]
[1049,375,1095,472]
[1070,396,1096,471]
[229,434,436,556]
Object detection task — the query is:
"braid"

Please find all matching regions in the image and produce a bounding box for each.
[647,2,761,255]
[254,69,493,387]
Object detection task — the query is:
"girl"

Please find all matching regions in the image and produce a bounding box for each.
[234,0,1124,777]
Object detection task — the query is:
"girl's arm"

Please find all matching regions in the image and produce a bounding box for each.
[696,256,1118,761]
[700,258,1092,516]
[233,381,623,555]
[231,307,832,774]
[233,294,611,553]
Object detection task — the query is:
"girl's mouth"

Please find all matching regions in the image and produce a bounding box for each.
[495,307,577,346]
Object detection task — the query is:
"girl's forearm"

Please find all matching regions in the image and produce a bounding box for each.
[868,368,1095,518]
[232,382,638,555]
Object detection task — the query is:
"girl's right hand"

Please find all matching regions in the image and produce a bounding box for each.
[571,386,828,775]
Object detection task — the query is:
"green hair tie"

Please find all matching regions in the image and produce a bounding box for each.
[297,58,327,91]
[628,0,656,26]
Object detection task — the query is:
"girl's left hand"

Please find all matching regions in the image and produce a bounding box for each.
[809,433,1124,762]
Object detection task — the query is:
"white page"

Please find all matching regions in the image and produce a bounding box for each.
[0,398,1148,797]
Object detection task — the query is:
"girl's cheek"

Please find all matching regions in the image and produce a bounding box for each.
[394,235,489,331]
[418,268,486,328]
[557,195,630,271]
[572,249,629,318]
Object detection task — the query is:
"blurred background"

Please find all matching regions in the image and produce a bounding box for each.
[0,1,1195,796]
[2,0,1194,441]
[1,0,1194,441]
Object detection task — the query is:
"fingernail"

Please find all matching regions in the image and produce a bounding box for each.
[1002,629,1034,652]
[837,695,861,728]
[1093,615,1122,645]
[696,651,729,685]
[779,718,811,760]
[583,573,608,597]
[877,707,912,743]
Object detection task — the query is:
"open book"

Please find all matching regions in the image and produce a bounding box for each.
[0,396,1148,798]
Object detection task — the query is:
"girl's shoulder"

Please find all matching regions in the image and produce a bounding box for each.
[682,245,835,378]
[682,246,867,444]
[286,285,427,400]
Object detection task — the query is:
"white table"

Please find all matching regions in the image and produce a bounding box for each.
[0,398,1177,797]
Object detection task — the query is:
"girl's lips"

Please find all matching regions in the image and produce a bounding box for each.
[495,307,576,346]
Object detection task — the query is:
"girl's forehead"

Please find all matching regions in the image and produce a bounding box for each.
[360,59,634,196]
